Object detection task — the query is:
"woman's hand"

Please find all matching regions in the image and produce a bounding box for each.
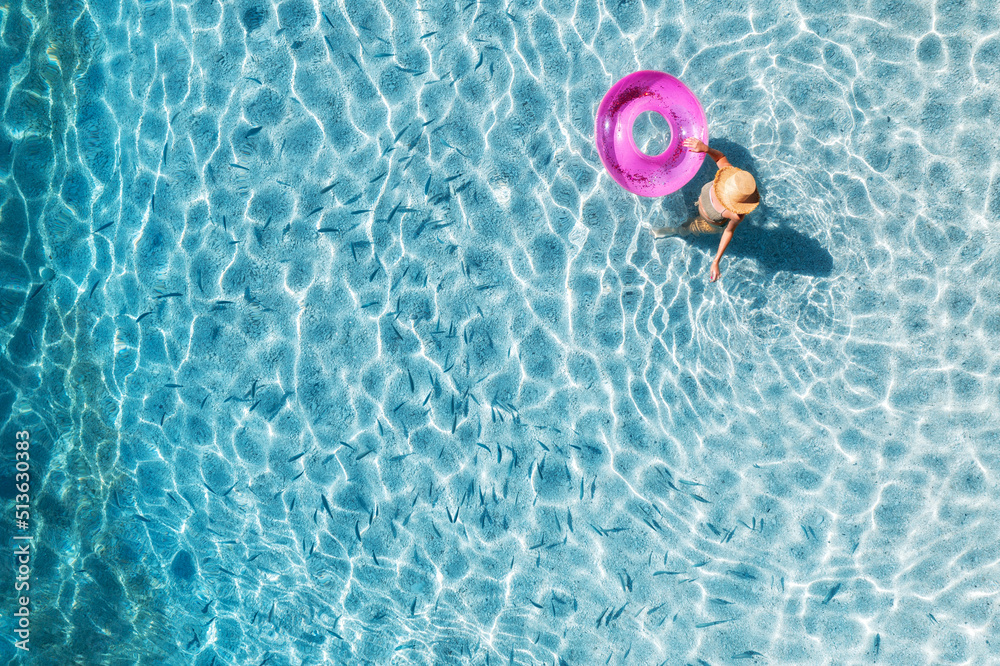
[682,137,708,153]
[709,261,721,282]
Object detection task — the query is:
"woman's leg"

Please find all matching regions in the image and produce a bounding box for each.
[652,200,722,238]
[686,216,724,234]
[651,225,682,238]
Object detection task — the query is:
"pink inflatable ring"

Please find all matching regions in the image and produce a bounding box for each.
[595,71,708,197]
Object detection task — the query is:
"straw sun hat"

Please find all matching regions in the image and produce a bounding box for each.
[713,167,760,215]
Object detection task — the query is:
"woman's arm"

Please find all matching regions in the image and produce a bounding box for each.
[709,218,741,282]
[682,137,732,169]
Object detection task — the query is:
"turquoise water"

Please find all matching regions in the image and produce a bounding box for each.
[1,0,999,663]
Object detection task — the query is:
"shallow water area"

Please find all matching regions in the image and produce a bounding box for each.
[1,0,999,664]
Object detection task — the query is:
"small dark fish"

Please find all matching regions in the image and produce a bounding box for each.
[320,182,337,194]
[873,633,880,658]
[244,76,262,84]
[307,207,323,217]
[822,583,841,605]
[732,651,763,660]
[95,220,115,232]
[28,284,45,300]
[727,569,756,580]
[695,619,733,628]
[230,163,250,171]
[246,126,263,137]
[288,451,306,463]
[155,292,183,299]
[134,514,151,523]
[386,201,403,224]
[317,227,339,234]
[136,310,153,322]
[323,11,333,28]
[689,493,710,503]
[369,171,387,183]
[321,494,334,519]
[420,31,437,39]
[165,383,183,388]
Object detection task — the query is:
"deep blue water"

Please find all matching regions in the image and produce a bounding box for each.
[1,0,999,664]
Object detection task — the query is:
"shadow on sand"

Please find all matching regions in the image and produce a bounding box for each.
[669,137,834,278]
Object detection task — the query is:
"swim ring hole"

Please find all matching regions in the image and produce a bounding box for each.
[632,110,672,157]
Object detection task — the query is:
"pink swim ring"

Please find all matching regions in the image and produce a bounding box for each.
[595,71,708,197]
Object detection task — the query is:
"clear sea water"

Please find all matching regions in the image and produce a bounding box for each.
[1,0,999,664]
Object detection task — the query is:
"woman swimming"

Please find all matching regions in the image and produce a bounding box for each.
[652,138,760,282]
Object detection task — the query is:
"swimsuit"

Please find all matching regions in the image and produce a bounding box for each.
[685,182,729,234]
[699,182,727,224]
[656,179,738,237]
